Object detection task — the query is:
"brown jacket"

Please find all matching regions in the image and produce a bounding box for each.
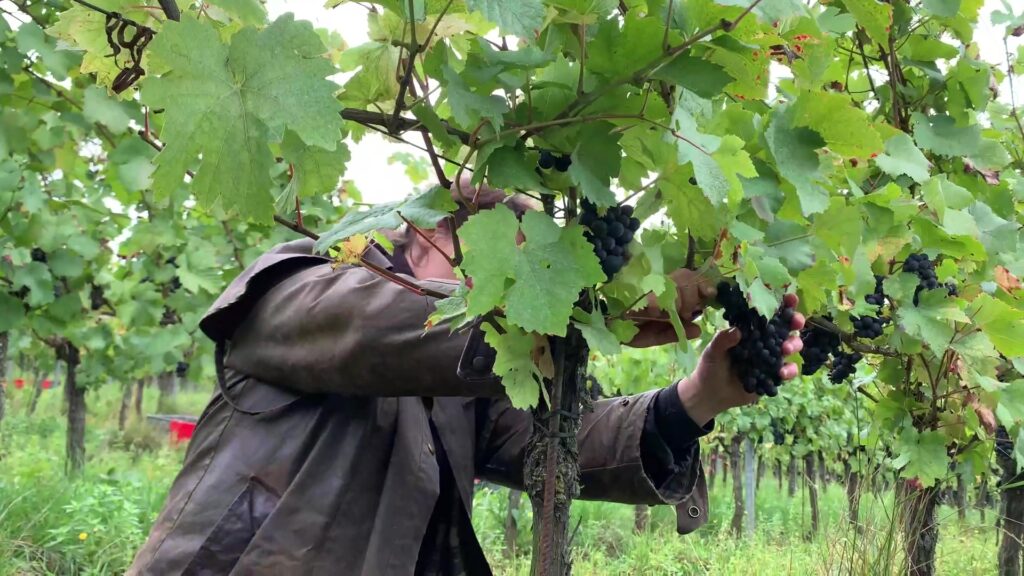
[128,239,708,576]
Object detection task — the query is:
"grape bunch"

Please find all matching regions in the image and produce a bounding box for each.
[996,426,1014,458]
[945,282,958,297]
[771,421,786,445]
[799,322,841,376]
[175,361,189,378]
[580,201,641,279]
[538,150,571,172]
[904,253,940,306]
[828,349,862,383]
[30,248,47,263]
[716,282,797,397]
[864,275,886,306]
[852,314,889,339]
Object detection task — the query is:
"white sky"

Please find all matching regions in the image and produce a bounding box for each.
[265,0,1019,205]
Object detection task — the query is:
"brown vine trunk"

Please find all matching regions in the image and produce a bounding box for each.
[998,440,1024,576]
[845,461,861,528]
[901,483,939,576]
[818,452,828,488]
[26,369,43,416]
[776,461,783,492]
[805,453,819,538]
[118,381,132,431]
[730,435,744,536]
[59,343,85,474]
[504,489,522,558]
[756,457,765,490]
[708,451,717,492]
[156,371,176,413]
[0,332,7,432]
[526,330,586,576]
[788,457,798,498]
[134,378,145,418]
[955,475,967,522]
[976,476,988,525]
[634,504,650,534]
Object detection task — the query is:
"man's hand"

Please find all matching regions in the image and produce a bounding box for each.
[675,293,806,426]
[627,269,716,348]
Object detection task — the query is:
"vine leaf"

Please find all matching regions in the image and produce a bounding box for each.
[921,176,972,221]
[671,94,755,206]
[968,294,1024,358]
[569,122,622,207]
[142,15,344,221]
[82,86,134,133]
[892,426,948,487]
[875,133,931,184]
[790,91,883,158]
[460,206,605,336]
[572,307,622,355]
[765,106,829,216]
[278,131,351,211]
[842,0,892,46]
[207,0,268,25]
[314,186,456,253]
[896,289,970,352]
[0,293,25,331]
[911,112,985,158]
[483,320,544,409]
[466,0,545,38]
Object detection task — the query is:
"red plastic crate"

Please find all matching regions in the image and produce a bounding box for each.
[14,378,24,390]
[169,419,196,444]
[40,379,53,390]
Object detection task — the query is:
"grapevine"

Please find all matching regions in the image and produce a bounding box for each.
[580,201,641,280]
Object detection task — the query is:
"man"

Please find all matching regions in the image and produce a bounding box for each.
[128,181,804,575]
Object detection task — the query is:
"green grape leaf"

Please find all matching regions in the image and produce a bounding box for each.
[892,426,949,487]
[547,0,618,24]
[968,294,1024,359]
[466,0,545,38]
[588,14,664,79]
[896,289,970,352]
[460,206,605,335]
[573,307,622,355]
[663,179,724,241]
[843,0,893,46]
[651,55,734,100]
[338,42,401,108]
[483,320,543,409]
[280,131,351,204]
[921,0,960,18]
[314,185,457,252]
[921,176,972,221]
[765,106,830,216]
[209,0,268,25]
[13,262,54,307]
[427,284,471,330]
[875,133,931,183]
[671,94,754,205]
[791,91,883,158]
[810,198,863,256]
[142,15,344,221]
[714,0,808,22]
[82,86,133,133]
[16,23,77,81]
[443,65,508,129]
[911,112,983,157]
[485,146,549,193]
[0,292,24,331]
[568,122,622,207]
[48,249,84,278]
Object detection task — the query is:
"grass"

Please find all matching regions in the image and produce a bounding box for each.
[0,383,1002,575]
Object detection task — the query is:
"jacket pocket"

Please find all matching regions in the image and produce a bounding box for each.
[182,477,280,576]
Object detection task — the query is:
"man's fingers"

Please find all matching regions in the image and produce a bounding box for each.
[709,327,742,355]
[779,363,799,380]
[683,322,702,340]
[782,334,803,356]
[790,311,806,331]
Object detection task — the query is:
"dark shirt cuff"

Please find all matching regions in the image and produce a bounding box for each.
[640,382,714,491]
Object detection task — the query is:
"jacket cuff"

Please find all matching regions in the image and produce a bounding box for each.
[638,383,713,502]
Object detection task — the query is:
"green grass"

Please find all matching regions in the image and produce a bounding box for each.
[0,383,1001,575]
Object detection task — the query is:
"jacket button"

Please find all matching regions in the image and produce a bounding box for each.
[472,355,491,372]
[687,505,701,518]
[427,444,435,455]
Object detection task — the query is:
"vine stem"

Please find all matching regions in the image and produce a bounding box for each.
[807,316,900,358]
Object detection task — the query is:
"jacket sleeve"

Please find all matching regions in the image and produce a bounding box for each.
[475,390,709,514]
[223,261,505,397]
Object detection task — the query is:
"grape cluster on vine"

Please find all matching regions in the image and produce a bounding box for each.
[537,150,571,172]
[865,274,886,306]
[828,349,862,383]
[852,314,889,339]
[716,282,796,397]
[904,253,940,305]
[580,201,640,279]
[30,248,47,263]
[799,322,841,376]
